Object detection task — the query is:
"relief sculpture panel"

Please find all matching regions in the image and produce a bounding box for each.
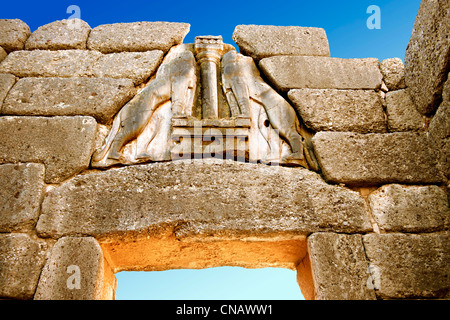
[92,36,312,168]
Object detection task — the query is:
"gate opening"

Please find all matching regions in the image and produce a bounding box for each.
[115,267,305,300]
[99,228,313,300]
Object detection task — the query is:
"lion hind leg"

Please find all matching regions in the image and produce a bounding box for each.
[92,112,123,163]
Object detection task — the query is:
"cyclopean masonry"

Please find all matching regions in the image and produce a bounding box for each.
[0,0,448,300]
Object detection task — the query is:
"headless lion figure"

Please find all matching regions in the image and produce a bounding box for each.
[92,50,196,164]
[221,51,304,161]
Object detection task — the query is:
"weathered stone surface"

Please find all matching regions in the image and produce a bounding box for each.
[87,21,190,54]
[0,47,7,62]
[428,75,450,179]
[312,132,442,186]
[288,89,386,133]
[443,72,450,102]
[429,78,450,141]
[2,77,136,124]
[0,50,102,77]
[385,89,424,132]
[232,25,330,61]
[379,58,406,91]
[0,73,16,111]
[405,0,450,115]
[25,19,91,50]
[259,56,382,91]
[92,50,164,85]
[363,232,450,299]
[369,184,449,232]
[434,139,450,179]
[0,163,46,232]
[0,19,31,52]
[36,159,371,239]
[0,233,48,299]
[307,233,376,300]
[34,236,115,300]
[0,116,97,183]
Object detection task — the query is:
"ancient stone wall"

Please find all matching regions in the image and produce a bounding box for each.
[0,0,448,300]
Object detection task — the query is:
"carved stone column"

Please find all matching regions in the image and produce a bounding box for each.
[194,36,224,119]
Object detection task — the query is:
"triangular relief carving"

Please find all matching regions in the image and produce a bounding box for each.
[92,36,314,168]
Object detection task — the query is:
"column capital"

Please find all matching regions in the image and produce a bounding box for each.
[194,35,224,64]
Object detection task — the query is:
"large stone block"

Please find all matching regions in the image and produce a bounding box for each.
[369,184,449,232]
[25,19,91,50]
[434,138,450,179]
[385,89,424,132]
[0,233,48,299]
[259,56,382,91]
[92,50,164,85]
[363,232,450,299]
[36,159,371,239]
[0,49,102,77]
[428,76,450,142]
[443,72,450,102]
[0,73,16,111]
[404,0,450,115]
[312,132,442,186]
[428,75,450,179]
[87,21,190,54]
[34,236,115,300]
[379,58,406,91]
[288,89,386,133]
[306,233,376,300]
[0,46,7,62]
[2,77,136,124]
[232,25,330,61]
[0,116,97,183]
[0,19,31,52]
[0,163,46,232]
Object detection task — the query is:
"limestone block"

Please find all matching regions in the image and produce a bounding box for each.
[434,139,450,179]
[288,89,386,133]
[2,77,136,124]
[404,0,450,115]
[0,163,46,232]
[429,78,450,141]
[427,118,450,179]
[363,232,450,299]
[87,21,190,53]
[0,49,102,77]
[0,116,97,183]
[36,159,371,239]
[443,72,450,103]
[0,46,7,62]
[92,50,164,85]
[34,237,115,300]
[306,233,376,300]
[0,73,17,111]
[428,75,450,178]
[385,89,424,132]
[25,19,91,50]
[312,132,442,186]
[232,25,330,61]
[379,58,406,91]
[0,19,31,52]
[0,233,48,299]
[259,56,382,91]
[369,184,449,232]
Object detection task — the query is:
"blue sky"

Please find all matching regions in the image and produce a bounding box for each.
[115,267,303,300]
[2,0,421,300]
[3,0,421,61]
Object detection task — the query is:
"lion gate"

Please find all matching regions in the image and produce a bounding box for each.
[0,0,449,300]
